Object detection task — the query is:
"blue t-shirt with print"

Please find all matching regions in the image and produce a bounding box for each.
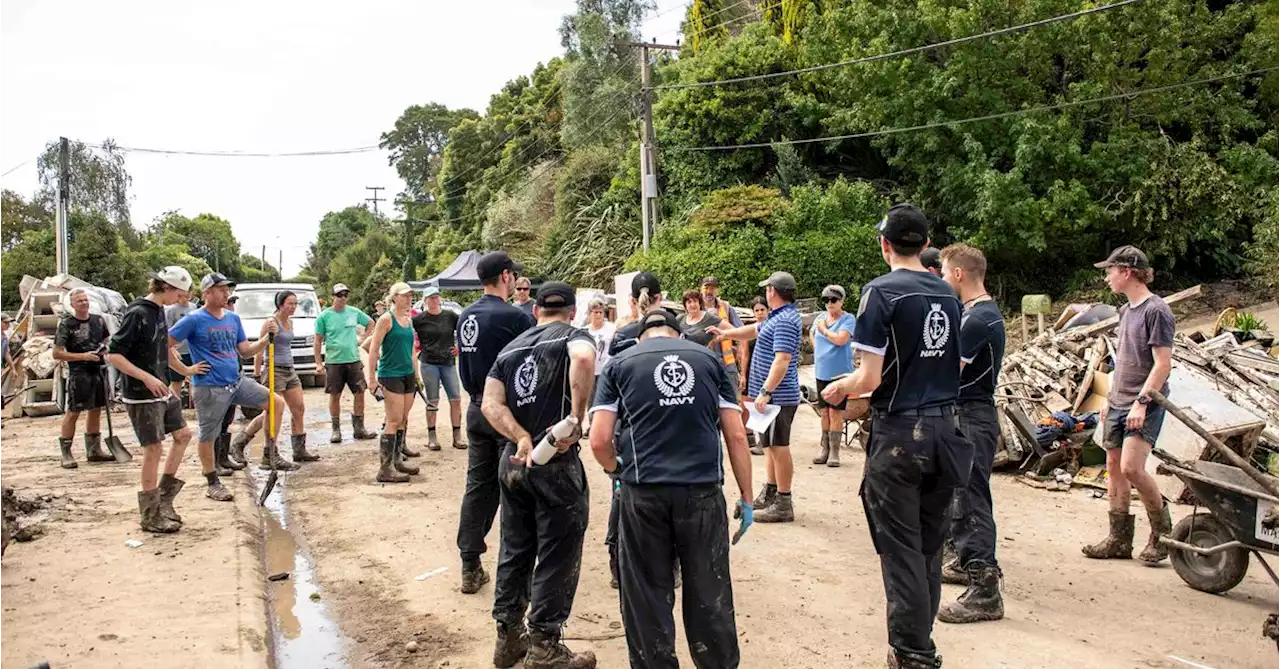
[814,311,856,381]
[168,307,247,386]
[747,303,803,406]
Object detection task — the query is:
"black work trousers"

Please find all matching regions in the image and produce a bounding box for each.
[618,483,738,669]
[457,402,503,567]
[861,409,972,661]
[951,401,1000,568]
[606,478,621,579]
[493,444,590,635]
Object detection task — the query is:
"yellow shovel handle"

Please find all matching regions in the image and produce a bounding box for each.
[267,333,275,440]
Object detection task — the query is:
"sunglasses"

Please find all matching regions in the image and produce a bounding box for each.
[334,292,350,298]
[516,286,530,292]
[824,297,842,303]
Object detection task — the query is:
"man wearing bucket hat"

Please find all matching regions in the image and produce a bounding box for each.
[314,282,378,443]
[107,267,204,533]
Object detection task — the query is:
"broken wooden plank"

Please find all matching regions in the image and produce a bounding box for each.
[1079,284,1203,337]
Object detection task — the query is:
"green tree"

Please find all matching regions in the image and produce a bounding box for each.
[36,139,137,247]
[357,255,402,312]
[68,211,146,297]
[304,206,383,284]
[327,230,395,305]
[148,212,241,276]
[1,189,52,251]
[134,244,214,290]
[0,229,55,309]
[238,254,282,282]
[380,103,480,200]
[558,0,647,150]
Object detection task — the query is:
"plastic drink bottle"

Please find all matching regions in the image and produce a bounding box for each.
[531,416,579,465]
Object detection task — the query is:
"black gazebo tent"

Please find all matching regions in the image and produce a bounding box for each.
[408,251,540,292]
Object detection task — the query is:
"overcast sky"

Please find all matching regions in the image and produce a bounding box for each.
[0,0,684,276]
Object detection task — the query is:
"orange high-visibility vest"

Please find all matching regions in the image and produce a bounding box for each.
[713,300,737,368]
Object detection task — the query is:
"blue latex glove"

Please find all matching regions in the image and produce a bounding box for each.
[732,499,752,545]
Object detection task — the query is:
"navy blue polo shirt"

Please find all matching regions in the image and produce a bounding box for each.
[488,322,595,442]
[958,300,1006,404]
[607,320,644,357]
[592,336,740,485]
[852,269,963,413]
[457,295,535,403]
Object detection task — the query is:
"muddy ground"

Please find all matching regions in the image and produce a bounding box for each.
[3,376,1277,669]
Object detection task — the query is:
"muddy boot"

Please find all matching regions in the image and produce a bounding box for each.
[827,432,842,467]
[402,432,422,458]
[260,439,300,471]
[452,426,467,449]
[377,434,411,483]
[351,415,377,440]
[1137,501,1173,565]
[59,437,78,469]
[941,557,967,585]
[394,431,419,475]
[752,483,777,510]
[755,493,795,523]
[1081,511,1135,559]
[85,433,114,462]
[493,621,530,669]
[230,431,252,467]
[220,434,246,470]
[524,629,597,669]
[157,474,185,525]
[291,434,320,462]
[138,489,180,534]
[887,648,942,668]
[460,563,490,594]
[329,416,343,444]
[425,428,441,452]
[938,563,1004,624]
[813,432,830,465]
[212,437,234,476]
[205,473,234,502]
[609,551,620,589]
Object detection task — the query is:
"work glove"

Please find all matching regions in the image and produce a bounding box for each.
[732,498,753,545]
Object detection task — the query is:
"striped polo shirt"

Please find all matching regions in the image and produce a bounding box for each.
[747,302,803,406]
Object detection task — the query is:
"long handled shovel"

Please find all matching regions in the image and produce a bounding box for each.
[258,333,279,506]
[103,365,132,463]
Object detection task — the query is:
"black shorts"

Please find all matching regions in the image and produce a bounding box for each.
[167,353,193,383]
[759,405,798,448]
[66,367,107,412]
[378,374,417,395]
[125,396,186,446]
[324,362,366,395]
[816,378,848,411]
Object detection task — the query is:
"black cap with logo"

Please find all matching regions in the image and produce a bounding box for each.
[535,281,575,308]
[1093,245,1150,270]
[877,204,930,246]
[477,251,525,281]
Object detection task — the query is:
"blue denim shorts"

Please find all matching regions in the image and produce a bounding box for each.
[1102,404,1166,449]
[419,362,462,403]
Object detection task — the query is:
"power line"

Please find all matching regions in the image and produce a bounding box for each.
[0,158,34,178]
[665,67,1277,152]
[663,0,779,43]
[86,143,381,157]
[652,0,1143,91]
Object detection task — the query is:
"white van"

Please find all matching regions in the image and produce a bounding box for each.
[232,283,323,384]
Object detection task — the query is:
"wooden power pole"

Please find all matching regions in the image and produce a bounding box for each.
[365,186,385,217]
[617,40,679,251]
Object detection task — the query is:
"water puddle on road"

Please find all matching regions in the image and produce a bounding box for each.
[253,467,348,668]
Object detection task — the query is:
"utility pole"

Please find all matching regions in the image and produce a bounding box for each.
[261,245,266,274]
[278,249,283,280]
[616,40,679,251]
[55,137,70,275]
[365,186,385,217]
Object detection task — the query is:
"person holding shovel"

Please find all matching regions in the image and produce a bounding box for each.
[106,266,204,533]
[365,282,420,483]
[53,288,113,469]
[169,273,292,504]
[1082,245,1175,565]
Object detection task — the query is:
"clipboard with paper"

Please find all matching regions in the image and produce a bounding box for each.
[745,403,782,433]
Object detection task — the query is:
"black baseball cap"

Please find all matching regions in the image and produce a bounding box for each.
[1094,245,1150,270]
[877,204,930,246]
[758,271,797,293]
[920,247,942,270]
[476,251,525,281]
[639,309,682,336]
[535,281,575,308]
[631,271,662,299]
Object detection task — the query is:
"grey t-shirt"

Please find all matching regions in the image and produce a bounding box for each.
[1109,294,1175,409]
[165,302,195,354]
[681,311,721,348]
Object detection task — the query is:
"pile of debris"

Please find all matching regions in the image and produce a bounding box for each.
[994,285,1279,494]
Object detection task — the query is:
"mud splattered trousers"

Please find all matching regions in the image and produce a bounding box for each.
[862,406,972,663]
[618,482,739,669]
[950,401,1000,569]
[493,444,590,635]
[458,403,503,568]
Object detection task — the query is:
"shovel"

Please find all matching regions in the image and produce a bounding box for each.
[102,366,132,463]
[258,333,279,506]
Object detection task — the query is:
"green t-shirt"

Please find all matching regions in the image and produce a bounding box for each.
[316,306,372,364]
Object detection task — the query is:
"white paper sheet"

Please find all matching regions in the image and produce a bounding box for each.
[745,403,782,433]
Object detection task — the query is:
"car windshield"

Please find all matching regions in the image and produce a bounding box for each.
[234,291,321,319]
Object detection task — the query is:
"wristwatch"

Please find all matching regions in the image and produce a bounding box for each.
[761,388,774,399]
[1137,394,1152,406]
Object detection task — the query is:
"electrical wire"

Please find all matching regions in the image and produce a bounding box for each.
[87,143,380,157]
[652,0,1143,91]
[0,158,34,179]
[664,67,1277,152]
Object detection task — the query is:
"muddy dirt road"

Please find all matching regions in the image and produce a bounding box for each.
[2,386,1276,669]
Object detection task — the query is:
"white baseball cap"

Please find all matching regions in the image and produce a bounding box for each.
[423,285,440,297]
[389,282,413,296]
[151,266,193,292]
[332,283,351,295]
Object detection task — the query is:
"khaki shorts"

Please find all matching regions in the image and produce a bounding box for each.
[259,366,301,391]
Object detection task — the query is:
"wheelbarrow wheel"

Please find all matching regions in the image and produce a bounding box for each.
[1170,512,1250,594]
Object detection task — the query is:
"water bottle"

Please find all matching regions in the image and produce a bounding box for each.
[531,416,579,466]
